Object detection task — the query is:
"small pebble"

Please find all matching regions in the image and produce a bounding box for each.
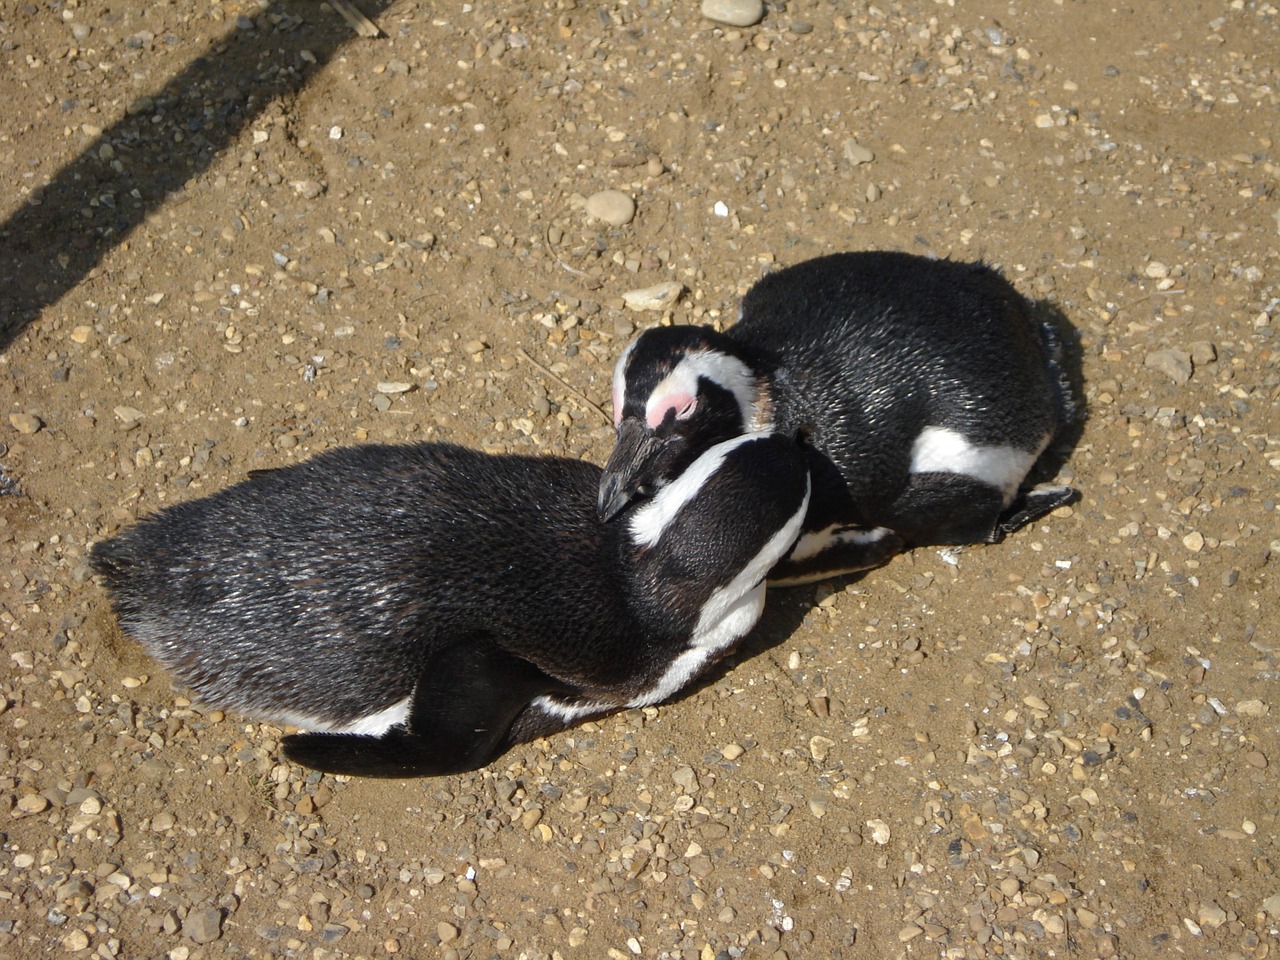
[843,139,875,165]
[701,0,765,27]
[622,281,684,312]
[808,735,836,762]
[184,908,223,944]
[585,190,636,226]
[1188,341,1216,365]
[17,794,50,815]
[1143,348,1193,384]
[62,929,90,952]
[9,413,43,435]
[1197,903,1228,929]
[865,819,892,845]
[673,765,699,792]
[113,406,144,427]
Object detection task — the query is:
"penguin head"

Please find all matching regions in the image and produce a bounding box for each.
[599,326,770,521]
[624,432,811,636]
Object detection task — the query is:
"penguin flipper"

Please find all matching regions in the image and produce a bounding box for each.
[768,526,904,586]
[283,728,466,778]
[283,640,568,778]
[989,483,1079,543]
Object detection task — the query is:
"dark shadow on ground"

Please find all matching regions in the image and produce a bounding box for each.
[0,0,394,353]
[630,573,869,715]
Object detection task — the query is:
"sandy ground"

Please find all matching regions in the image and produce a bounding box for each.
[2,0,1279,958]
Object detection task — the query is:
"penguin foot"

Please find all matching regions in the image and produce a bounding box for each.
[990,484,1079,542]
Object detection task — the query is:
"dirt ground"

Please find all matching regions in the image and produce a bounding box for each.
[2,0,1279,957]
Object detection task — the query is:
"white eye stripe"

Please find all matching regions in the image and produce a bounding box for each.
[612,339,639,427]
[629,432,769,547]
[645,349,757,430]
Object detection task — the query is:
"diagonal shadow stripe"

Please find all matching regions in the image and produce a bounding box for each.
[0,0,393,353]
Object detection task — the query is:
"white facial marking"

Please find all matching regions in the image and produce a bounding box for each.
[628,474,811,707]
[273,694,412,737]
[910,426,1047,502]
[786,524,892,563]
[612,339,638,427]
[645,349,761,432]
[629,432,765,548]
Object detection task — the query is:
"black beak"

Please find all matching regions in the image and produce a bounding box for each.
[598,419,665,521]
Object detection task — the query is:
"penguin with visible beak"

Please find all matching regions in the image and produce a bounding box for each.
[600,252,1077,584]
[91,435,809,778]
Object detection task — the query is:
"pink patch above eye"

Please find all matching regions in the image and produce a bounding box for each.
[612,386,623,427]
[646,392,694,429]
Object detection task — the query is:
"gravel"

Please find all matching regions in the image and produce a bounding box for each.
[2,0,1278,957]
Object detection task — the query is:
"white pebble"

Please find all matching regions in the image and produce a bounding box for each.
[585,190,636,226]
[701,0,765,27]
[843,139,875,165]
[621,281,683,312]
[865,818,892,845]
[329,126,344,140]
[713,201,730,217]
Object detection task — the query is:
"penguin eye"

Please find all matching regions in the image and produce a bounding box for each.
[676,397,698,420]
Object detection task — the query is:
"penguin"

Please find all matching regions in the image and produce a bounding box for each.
[599,251,1078,584]
[90,434,810,778]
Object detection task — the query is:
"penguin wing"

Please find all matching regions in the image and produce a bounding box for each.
[282,638,568,777]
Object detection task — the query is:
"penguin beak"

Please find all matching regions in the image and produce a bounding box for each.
[598,419,665,521]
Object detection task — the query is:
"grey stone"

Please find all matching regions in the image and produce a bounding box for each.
[1144,348,1193,384]
[184,907,223,944]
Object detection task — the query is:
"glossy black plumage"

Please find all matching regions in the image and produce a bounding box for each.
[603,252,1078,581]
[91,437,809,777]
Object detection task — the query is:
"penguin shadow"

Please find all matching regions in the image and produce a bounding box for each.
[0,1,396,351]
[653,574,864,711]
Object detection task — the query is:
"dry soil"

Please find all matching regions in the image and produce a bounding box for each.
[2,1,1279,959]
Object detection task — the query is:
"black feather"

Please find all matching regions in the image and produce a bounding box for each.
[91,437,809,776]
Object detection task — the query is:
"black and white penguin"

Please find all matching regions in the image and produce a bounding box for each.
[90,435,809,778]
[600,251,1077,584]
